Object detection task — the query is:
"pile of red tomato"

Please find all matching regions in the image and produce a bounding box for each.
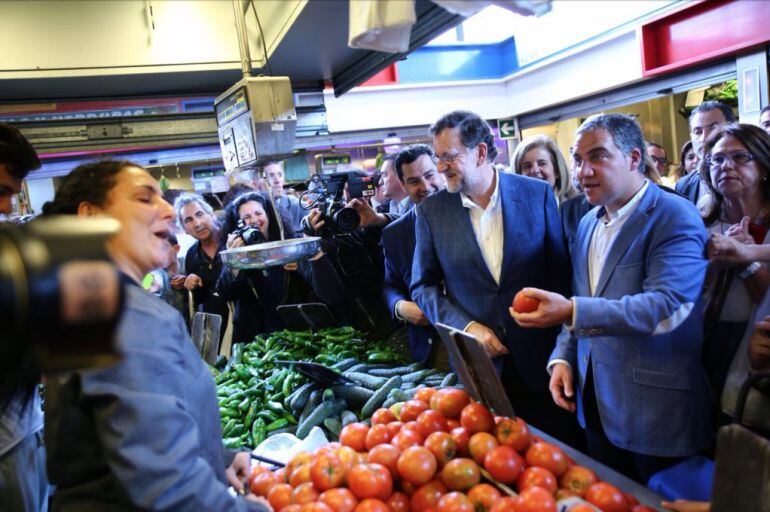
[248,387,655,512]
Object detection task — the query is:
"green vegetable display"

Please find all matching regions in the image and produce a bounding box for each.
[213,326,459,450]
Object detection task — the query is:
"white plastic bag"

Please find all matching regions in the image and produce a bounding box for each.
[252,427,330,465]
[349,0,417,53]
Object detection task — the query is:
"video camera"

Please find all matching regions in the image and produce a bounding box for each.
[234,219,267,245]
[0,216,124,374]
[300,171,375,238]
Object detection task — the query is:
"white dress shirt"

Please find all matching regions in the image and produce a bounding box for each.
[461,171,504,285]
[389,196,412,215]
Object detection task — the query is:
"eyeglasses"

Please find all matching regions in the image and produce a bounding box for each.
[650,156,668,166]
[707,151,755,169]
[431,152,463,166]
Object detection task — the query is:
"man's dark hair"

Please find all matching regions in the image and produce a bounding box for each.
[429,110,499,162]
[0,123,41,180]
[761,105,770,116]
[394,144,434,182]
[577,114,646,172]
[689,100,735,124]
[646,141,665,152]
[382,153,397,163]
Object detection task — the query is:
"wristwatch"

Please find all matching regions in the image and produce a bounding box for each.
[740,261,762,279]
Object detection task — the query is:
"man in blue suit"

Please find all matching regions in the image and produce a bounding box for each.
[675,100,734,204]
[513,114,713,482]
[381,144,445,362]
[411,111,581,444]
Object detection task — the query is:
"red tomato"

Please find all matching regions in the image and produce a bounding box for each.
[483,445,525,485]
[512,291,540,313]
[287,452,313,478]
[430,389,470,419]
[459,403,495,434]
[494,417,531,454]
[466,484,501,512]
[320,488,360,512]
[468,432,498,466]
[367,443,402,480]
[569,506,597,512]
[424,431,457,467]
[282,506,303,512]
[355,499,391,512]
[436,492,474,512]
[387,492,411,512]
[250,471,279,497]
[293,482,320,505]
[347,463,393,501]
[248,464,269,487]
[397,446,438,486]
[414,387,437,404]
[311,451,347,491]
[450,427,470,457]
[267,483,293,511]
[301,503,335,512]
[417,409,448,437]
[625,494,640,506]
[340,423,370,452]
[525,442,569,477]
[401,400,431,423]
[516,466,557,493]
[290,463,313,487]
[446,419,460,430]
[558,465,598,497]
[411,480,448,512]
[274,467,289,484]
[440,458,481,491]
[366,424,393,451]
[631,507,656,512]
[585,482,631,512]
[489,497,518,512]
[515,486,557,512]
[372,408,397,425]
[392,429,424,451]
[386,421,403,438]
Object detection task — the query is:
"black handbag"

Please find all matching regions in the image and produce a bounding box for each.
[711,371,770,512]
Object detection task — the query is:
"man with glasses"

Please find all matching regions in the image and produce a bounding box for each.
[646,141,668,178]
[676,101,735,204]
[411,110,581,444]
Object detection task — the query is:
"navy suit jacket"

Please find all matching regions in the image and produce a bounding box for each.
[549,183,713,457]
[675,171,700,204]
[411,172,571,392]
[559,193,592,257]
[381,209,436,362]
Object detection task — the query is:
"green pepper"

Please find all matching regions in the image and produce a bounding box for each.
[266,401,285,414]
[244,403,257,428]
[219,407,239,418]
[266,418,289,432]
[223,436,241,450]
[230,424,246,436]
[237,397,251,413]
[252,418,266,446]
[223,418,236,436]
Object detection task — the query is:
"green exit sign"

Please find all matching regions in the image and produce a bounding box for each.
[497,118,517,139]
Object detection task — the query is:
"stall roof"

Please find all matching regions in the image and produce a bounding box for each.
[0,0,462,101]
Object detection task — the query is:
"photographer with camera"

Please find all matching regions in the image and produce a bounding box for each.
[217,191,342,343]
[41,161,269,511]
[0,124,50,512]
[302,171,401,341]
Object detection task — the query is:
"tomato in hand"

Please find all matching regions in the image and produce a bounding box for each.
[424,431,457,467]
[340,423,370,452]
[516,466,557,493]
[430,389,470,419]
[494,417,531,454]
[525,442,569,477]
[515,486,557,512]
[367,443,402,480]
[483,445,525,485]
[440,458,481,491]
[347,463,393,501]
[417,409,448,437]
[558,465,598,497]
[311,451,347,491]
[437,491,474,512]
[468,432,498,465]
[319,488,359,512]
[466,483,501,512]
[460,403,495,434]
[585,482,630,512]
[398,445,438,485]
[512,291,540,313]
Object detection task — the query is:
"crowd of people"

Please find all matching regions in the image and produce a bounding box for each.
[2,98,770,510]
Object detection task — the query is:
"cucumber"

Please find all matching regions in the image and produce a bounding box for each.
[361,376,402,418]
[289,382,317,412]
[401,370,429,384]
[332,384,375,403]
[388,388,409,402]
[296,400,335,439]
[341,410,358,427]
[382,397,396,409]
[324,418,343,437]
[441,373,458,386]
[367,366,413,377]
[331,358,358,372]
[343,372,387,390]
[267,425,298,437]
[299,390,322,424]
[346,363,369,373]
[406,362,423,372]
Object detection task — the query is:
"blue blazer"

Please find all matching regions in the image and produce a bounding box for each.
[675,171,700,204]
[549,183,713,457]
[411,172,571,392]
[381,209,436,362]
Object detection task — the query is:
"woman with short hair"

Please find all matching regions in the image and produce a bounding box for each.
[512,135,579,204]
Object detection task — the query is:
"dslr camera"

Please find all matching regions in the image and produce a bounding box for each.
[234,219,267,245]
[300,171,375,238]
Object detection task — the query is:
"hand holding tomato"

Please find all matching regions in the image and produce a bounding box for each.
[512,290,540,313]
[509,287,573,328]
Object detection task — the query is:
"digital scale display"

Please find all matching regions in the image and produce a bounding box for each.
[321,155,351,166]
[192,167,226,180]
[215,87,249,126]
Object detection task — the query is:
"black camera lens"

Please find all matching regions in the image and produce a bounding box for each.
[240,225,266,245]
[333,207,360,233]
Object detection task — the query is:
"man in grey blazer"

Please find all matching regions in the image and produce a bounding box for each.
[411,111,581,445]
[512,114,713,483]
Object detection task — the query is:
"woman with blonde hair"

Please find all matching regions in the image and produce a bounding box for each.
[513,134,579,203]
